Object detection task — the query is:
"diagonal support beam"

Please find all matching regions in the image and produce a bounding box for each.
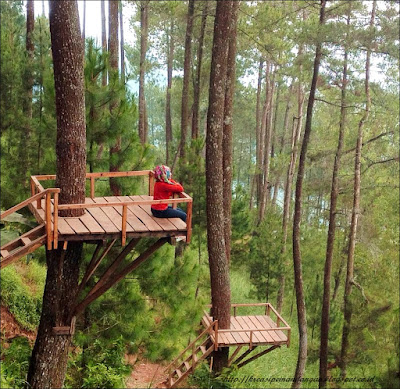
[72,238,168,317]
[231,346,258,366]
[237,345,280,369]
[76,239,117,297]
[86,238,139,298]
[228,345,243,367]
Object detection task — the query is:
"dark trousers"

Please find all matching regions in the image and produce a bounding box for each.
[151,206,187,223]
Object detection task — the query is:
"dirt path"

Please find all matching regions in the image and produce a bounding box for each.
[0,305,36,343]
[125,356,168,389]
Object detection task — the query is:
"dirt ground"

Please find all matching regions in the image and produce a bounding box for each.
[0,305,36,343]
[125,355,168,389]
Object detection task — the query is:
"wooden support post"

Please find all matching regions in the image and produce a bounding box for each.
[30,178,35,197]
[122,205,127,246]
[88,238,139,297]
[63,241,68,250]
[214,320,218,350]
[149,172,154,196]
[73,238,168,317]
[228,346,243,367]
[53,192,59,249]
[45,192,52,250]
[90,176,95,198]
[237,345,280,369]
[233,306,237,317]
[186,200,192,243]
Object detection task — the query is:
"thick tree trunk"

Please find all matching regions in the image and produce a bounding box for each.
[139,0,149,144]
[319,7,350,387]
[340,0,375,379]
[191,1,208,140]
[109,0,121,195]
[27,2,86,387]
[222,1,239,265]
[179,0,195,158]
[292,1,326,387]
[165,19,174,164]
[206,0,233,373]
[120,1,125,82]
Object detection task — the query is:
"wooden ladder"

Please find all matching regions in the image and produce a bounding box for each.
[0,224,47,269]
[165,320,218,388]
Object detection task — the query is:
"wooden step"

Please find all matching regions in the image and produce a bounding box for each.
[1,250,10,258]
[200,345,206,354]
[176,369,182,378]
[21,237,31,245]
[183,361,190,372]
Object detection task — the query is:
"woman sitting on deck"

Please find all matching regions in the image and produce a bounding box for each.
[151,165,187,223]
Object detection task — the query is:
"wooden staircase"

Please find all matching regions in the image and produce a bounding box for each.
[0,188,59,269]
[1,224,46,269]
[165,320,218,388]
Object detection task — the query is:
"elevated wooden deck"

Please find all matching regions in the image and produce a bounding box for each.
[1,170,192,268]
[202,303,291,349]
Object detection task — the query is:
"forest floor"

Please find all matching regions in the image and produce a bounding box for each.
[0,305,36,344]
[125,354,168,389]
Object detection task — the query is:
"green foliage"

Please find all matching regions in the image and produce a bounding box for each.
[66,337,131,389]
[188,362,233,389]
[0,262,46,331]
[0,337,32,389]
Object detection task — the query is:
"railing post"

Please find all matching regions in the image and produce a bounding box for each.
[122,205,127,246]
[267,303,271,317]
[30,178,35,197]
[233,306,237,317]
[186,200,192,243]
[45,191,52,250]
[53,192,59,249]
[90,176,95,198]
[149,172,154,196]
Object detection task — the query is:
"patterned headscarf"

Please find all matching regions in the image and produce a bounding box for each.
[154,165,173,183]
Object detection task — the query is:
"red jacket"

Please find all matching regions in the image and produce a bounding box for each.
[151,180,184,210]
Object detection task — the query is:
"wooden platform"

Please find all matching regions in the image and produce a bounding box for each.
[202,303,291,349]
[29,195,188,242]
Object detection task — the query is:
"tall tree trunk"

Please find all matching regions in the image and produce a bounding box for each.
[179,0,195,158]
[19,0,34,188]
[251,57,264,209]
[101,0,107,86]
[27,2,86,387]
[109,0,121,195]
[340,0,375,379]
[139,0,149,144]
[277,48,305,314]
[319,7,351,387]
[191,1,208,140]
[206,0,233,373]
[258,64,276,224]
[292,1,326,387]
[120,1,125,82]
[222,1,239,265]
[165,19,174,164]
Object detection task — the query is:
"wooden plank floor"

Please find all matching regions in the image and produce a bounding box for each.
[29,196,187,241]
[204,315,289,347]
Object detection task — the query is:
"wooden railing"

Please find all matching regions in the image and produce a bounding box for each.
[29,170,193,247]
[1,188,60,250]
[204,302,291,348]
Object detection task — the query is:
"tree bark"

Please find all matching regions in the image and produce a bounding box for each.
[206,0,233,373]
[319,6,351,387]
[27,2,86,387]
[165,19,174,164]
[340,0,375,379]
[179,0,195,158]
[292,1,326,387]
[222,1,239,265]
[109,0,121,195]
[139,0,149,144]
[191,1,208,140]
